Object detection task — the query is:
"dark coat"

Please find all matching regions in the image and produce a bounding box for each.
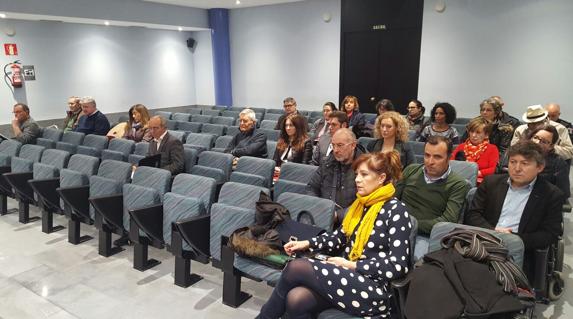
[225,128,268,158]
[148,132,184,175]
[74,110,110,136]
[273,139,313,166]
[464,174,564,251]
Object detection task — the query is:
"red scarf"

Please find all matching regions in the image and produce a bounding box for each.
[463,139,489,162]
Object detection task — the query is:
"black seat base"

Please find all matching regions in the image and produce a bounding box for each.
[42,208,64,233]
[133,242,161,271]
[174,256,203,288]
[68,217,93,245]
[98,228,125,257]
[18,200,39,224]
[221,236,252,308]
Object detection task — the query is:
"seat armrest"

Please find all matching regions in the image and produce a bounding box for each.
[57,185,90,219]
[129,203,164,245]
[28,178,60,210]
[3,172,35,202]
[174,214,211,261]
[220,235,236,274]
[89,194,124,230]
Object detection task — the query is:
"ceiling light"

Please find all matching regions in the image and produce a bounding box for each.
[104,20,110,26]
[0,13,6,19]
[178,26,183,31]
[236,0,241,5]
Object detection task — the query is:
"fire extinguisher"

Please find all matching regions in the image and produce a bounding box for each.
[3,60,23,88]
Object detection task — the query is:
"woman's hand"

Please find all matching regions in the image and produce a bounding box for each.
[284,240,310,256]
[326,257,356,270]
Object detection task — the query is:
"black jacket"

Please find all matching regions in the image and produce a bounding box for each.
[366,139,416,169]
[224,128,268,158]
[273,139,313,166]
[148,132,185,175]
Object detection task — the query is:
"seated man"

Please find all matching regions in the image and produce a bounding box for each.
[511,104,573,161]
[307,128,365,219]
[63,96,82,132]
[546,103,573,143]
[224,108,267,158]
[274,97,309,132]
[73,96,110,135]
[146,116,184,175]
[10,103,41,145]
[465,141,563,255]
[311,111,348,166]
[395,135,470,258]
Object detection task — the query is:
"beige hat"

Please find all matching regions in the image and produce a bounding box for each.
[522,104,548,123]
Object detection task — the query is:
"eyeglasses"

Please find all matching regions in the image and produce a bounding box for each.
[532,135,552,146]
[283,104,295,108]
[330,142,353,149]
[407,106,418,110]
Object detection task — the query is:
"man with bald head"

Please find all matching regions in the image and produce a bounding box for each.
[546,103,573,142]
[146,115,184,175]
[307,128,366,218]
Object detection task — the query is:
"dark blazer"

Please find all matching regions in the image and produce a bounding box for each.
[311,132,331,166]
[464,174,564,251]
[366,139,415,169]
[224,128,267,158]
[148,132,184,175]
[273,139,313,166]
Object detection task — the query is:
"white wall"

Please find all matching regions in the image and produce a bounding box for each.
[0,20,198,124]
[418,0,573,120]
[229,0,341,110]
[191,30,216,105]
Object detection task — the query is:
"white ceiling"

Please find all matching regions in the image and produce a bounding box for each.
[142,0,306,9]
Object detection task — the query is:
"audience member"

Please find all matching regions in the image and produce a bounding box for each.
[11,103,41,145]
[365,98,395,134]
[404,99,429,136]
[273,114,312,167]
[417,102,460,144]
[451,117,499,185]
[274,97,309,132]
[310,102,336,143]
[490,95,521,130]
[123,104,152,142]
[546,103,573,142]
[259,151,411,319]
[311,111,348,166]
[395,136,470,258]
[342,95,367,137]
[475,97,517,155]
[308,128,365,216]
[146,116,184,175]
[511,104,573,160]
[367,111,415,169]
[465,141,564,273]
[224,108,267,158]
[74,97,111,136]
[62,96,82,132]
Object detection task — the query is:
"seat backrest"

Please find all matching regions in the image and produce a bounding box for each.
[450,160,478,188]
[171,173,217,212]
[166,120,178,130]
[278,162,318,183]
[185,133,215,148]
[218,181,269,208]
[11,144,45,173]
[263,113,281,121]
[41,127,63,142]
[229,107,245,112]
[33,149,70,179]
[132,166,171,196]
[213,135,233,150]
[458,187,477,223]
[133,142,149,156]
[221,110,240,119]
[60,154,100,188]
[357,136,376,150]
[408,130,416,141]
[191,114,213,124]
[212,116,234,127]
[410,141,425,155]
[155,111,172,119]
[172,112,191,122]
[266,141,277,160]
[184,148,198,173]
[201,123,225,137]
[259,120,277,130]
[225,126,240,136]
[277,192,336,231]
[234,156,275,188]
[97,159,133,182]
[168,130,186,142]
[187,108,202,115]
[197,151,233,179]
[259,129,280,141]
[178,121,202,133]
[451,124,466,136]
[123,166,171,229]
[0,139,22,166]
[82,134,109,150]
[61,131,85,145]
[203,109,221,117]
[454,117,472,125]
[107,138,136,155]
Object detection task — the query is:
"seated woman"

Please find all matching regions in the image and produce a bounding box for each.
[311,102,336,143]
[496,124,570,201]
[366,99,395,133]
[273,114,313,167]
[405,99,429,138]
[451,117,499,185]
[418,102,460,144]
[257,151,412,319]
[123,104,152,142]
[367,111,415,169]
[342,95,367,137]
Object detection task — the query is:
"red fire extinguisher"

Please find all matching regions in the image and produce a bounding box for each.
[3,60,23,88]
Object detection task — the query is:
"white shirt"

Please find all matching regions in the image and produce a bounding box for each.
[154,130,168,150]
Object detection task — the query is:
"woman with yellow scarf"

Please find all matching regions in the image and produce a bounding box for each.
[257,151,412,319]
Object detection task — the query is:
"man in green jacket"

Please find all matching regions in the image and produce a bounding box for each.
[395,135,470,259]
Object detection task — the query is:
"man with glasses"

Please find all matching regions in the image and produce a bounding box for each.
[274,97,309,131]
[307,128,365,220]
[545,103,573,142]
[73,96,110,136]
[10,103,40,144]
[311,111,348,166]
[224,108,267,158]
[146,115,184,175]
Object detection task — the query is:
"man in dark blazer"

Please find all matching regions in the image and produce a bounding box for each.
[311,111,348,166]
[147,115,184,175]
[465,140,564,253]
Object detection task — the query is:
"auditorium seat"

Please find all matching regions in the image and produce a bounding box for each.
[263,113,281,121]
[190,151,233,185]
[155,111,172,119]
[36,127,63,149]
[225,126,240,137]
[266,141,277,160]
[184,133,215,154]
[168,130,187,143]
[191,114,213,124]
[273,162,318,200]
[212,116,235,127]
[128,142,149,165]
[76,134,109,158]
[230,156,275,188]
[222,110,240,119]
[0,140,22,215]
[187,108,202,115]
[203,109,221,117]
[357,136,376,150]
[55,131,86,154]
[178,121,202,133]
[101,138,135,162]
[259,120,277,130]
[265,109,283,115]
[201,123,226,138]
[258,129,280,141]
[172,112,191,122]
[183,148,198,173]
[211,135,234,153]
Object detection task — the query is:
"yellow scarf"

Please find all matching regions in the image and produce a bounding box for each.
[342,183,395,261]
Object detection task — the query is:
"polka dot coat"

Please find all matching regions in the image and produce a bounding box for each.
[308,198,412,318]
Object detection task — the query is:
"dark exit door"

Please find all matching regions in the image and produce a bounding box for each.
[340,0,424,114]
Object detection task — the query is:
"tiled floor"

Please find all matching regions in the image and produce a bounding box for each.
[1,193,571,318]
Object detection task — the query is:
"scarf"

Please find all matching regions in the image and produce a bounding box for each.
[463,139,489,162]
[342,183,395,261]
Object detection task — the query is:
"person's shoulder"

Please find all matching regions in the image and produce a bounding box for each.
[557,118,572,128]
[402,163,423,177]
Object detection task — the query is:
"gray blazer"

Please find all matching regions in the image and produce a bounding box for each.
[311,132,332,166]
[148,132,184,175]
[13,117,41,145]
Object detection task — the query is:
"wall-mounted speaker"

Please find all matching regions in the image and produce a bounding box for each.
[187,38,196,48]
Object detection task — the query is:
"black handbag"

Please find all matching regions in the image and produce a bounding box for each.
[277,210,326,244]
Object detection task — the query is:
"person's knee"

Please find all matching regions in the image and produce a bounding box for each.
[286,287,314,314]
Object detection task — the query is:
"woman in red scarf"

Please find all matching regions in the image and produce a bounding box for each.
[451,117,499,184]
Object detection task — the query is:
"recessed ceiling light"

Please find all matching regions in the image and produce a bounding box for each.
[178,26,183,31]
[104,21,110,26]
[236,0,241,5]
[0,13,6,19]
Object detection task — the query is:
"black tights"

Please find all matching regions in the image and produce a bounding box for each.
[257,259,331,319]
